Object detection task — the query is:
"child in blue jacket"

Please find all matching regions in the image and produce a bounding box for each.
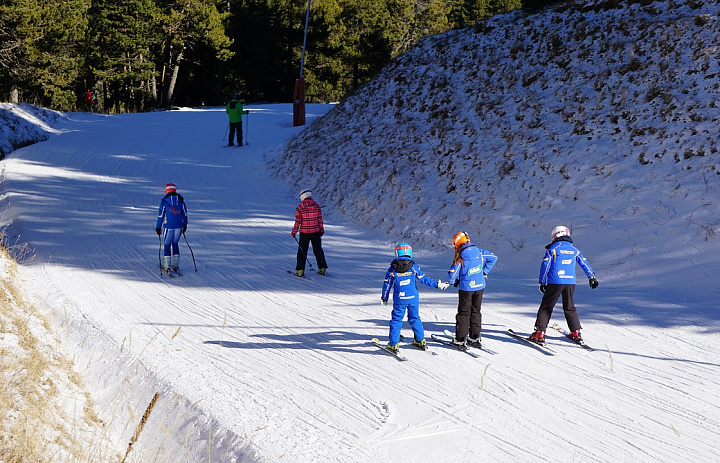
[447,232,498,350]
[155,183,188,272]
[529,226,599,345]
[381,243,449,352]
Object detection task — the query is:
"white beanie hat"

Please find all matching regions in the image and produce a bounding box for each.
[300,189,312,201]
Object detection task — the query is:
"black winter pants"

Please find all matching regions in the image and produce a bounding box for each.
[295,232,327,271]
[228,121,243,145]
[455,289,484,340]
[534,284,582,332]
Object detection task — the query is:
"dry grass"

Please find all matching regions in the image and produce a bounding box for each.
[0,246,118,462]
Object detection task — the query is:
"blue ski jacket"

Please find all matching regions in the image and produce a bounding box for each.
[448,243,497,291]
[539,237,595,285]
[156,193,188,230]
[382,257,439,306]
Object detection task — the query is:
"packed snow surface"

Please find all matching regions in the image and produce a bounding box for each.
[1,1,720,461]
[1,103,718,462]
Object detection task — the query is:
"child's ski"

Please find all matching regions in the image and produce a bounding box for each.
[506,329,555,355]
[371,338,409,361]
[550,323,594,351]
[439,330,497,355]
[287,270,311,280]
[430,334,481,358]
[159,266,175,278]
[399,334,429,351]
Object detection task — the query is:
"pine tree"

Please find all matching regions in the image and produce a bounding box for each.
[1,0,90,109]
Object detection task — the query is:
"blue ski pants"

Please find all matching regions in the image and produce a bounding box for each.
[389,302,424,346]
[162,227,182,257]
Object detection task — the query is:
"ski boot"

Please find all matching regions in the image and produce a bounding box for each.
[529,330,546,346]
[386,342,400,353]
[568,330,583,342]
[467,336,482,349]
[412,338,427,350]
[451,337,467,352]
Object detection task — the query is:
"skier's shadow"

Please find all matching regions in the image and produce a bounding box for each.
[205,329,383,355]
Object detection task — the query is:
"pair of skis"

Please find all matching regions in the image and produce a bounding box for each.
[507,324,594,355]
[431,330,497,357]
[160,266,183,278]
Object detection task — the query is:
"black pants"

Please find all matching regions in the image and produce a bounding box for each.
[534,284,581,332]
[455,289,483,340]
[229,121,243,145]
[295,232,327,271]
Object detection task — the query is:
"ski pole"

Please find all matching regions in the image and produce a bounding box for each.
[223,123,228,141]
[158,235,162,275]
[183,232,197,272]
[293,235,314,271]
[245,111,249,145]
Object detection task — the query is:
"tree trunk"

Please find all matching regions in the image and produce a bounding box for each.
[164,49,184,107]
[9,87,19,103]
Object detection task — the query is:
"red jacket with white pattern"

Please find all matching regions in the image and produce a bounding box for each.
[292,198,324,235]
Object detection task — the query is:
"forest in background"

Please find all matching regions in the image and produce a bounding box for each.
[0,0,561,112]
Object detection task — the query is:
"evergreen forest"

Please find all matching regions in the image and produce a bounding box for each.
[1,0,558,112]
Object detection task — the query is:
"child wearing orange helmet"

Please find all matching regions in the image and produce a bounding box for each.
[446,231,498,351]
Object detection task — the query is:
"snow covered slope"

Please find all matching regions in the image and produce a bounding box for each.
[0,101,718,461]
[272,0,720,313]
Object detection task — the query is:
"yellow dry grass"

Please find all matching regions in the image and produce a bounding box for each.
[0,245,117,462]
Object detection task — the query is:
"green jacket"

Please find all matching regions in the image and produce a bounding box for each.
[226,99,247,123]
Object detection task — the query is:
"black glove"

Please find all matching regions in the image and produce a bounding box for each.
[453,280,459,287]
[483,273,488,279]
[589,277,599,289]
[155,228,161,236]
[182,225,187,234]
[539,284,546,294]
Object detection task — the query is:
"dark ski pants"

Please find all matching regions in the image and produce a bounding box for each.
[455,289,484,340]
[534,284,582,332]
[295,232,327,271]
[228,121,243,145]
[389,301,423,346]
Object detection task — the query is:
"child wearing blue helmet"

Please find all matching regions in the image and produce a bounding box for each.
[381,243,449,352]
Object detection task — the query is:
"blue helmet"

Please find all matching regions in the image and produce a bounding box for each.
[395,243,412,259]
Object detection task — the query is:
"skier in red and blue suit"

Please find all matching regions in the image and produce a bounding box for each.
[155,183,188,272]
[381,243,449,352]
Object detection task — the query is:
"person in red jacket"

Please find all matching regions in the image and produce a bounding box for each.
[291,189,328,276]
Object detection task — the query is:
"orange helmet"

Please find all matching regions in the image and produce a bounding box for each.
[165,183,177,194]
[452,231,470,249]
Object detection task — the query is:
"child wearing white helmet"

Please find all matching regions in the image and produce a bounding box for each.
[529,225,599,345]
[381,243,449,352]
[291,189,328,276]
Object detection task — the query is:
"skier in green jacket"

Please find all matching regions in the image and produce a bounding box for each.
[226,93,248,146]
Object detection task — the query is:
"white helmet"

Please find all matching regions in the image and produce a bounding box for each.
[551,225,570,240]
[299,189,312,201]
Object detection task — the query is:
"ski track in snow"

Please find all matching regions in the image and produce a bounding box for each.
[2,105,719,462]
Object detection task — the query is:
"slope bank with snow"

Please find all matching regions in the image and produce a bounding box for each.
[271,0,720,314]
